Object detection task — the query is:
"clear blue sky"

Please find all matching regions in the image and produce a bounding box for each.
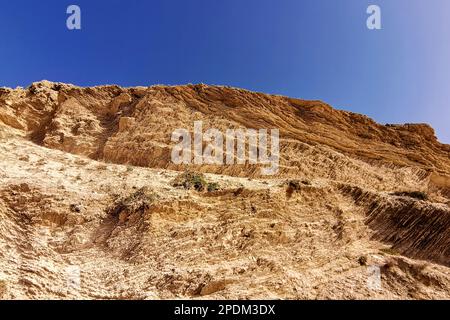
[1,0,449,142]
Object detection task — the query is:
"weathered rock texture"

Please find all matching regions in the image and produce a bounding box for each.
[0,81,449,299]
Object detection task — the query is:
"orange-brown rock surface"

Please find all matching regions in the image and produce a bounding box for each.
[0,81,449,299]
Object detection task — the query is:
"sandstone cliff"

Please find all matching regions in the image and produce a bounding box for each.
[0,81,449,299]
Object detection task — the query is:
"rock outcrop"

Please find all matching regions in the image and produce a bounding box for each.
[0,81,449,299]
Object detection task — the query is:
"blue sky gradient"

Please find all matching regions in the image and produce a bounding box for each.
[1,0,449,142]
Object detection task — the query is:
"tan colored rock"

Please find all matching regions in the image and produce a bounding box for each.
[109,92,132,115]
[0,280,7,299]
[118,117,135,132]
[0,81,448,300]
[200,279,232,296]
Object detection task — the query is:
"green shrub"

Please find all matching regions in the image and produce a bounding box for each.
[207,182,220,192]
[173,171,208,191]
[172,171,221,192]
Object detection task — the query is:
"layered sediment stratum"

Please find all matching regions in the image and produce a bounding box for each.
[0,80,449,299]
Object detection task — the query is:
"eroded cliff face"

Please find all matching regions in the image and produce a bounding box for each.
[2,81,450,187]
[0,81,449,299]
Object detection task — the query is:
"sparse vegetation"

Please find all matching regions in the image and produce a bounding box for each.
[207,182,220,192]
[172,171,221,192]
[172,171,207,191]
[107,187,155,218]
[391,191,428,201]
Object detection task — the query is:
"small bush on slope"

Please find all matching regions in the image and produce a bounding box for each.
[172,171,220,192]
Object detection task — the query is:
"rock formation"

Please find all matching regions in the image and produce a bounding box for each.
[0,81,449,299]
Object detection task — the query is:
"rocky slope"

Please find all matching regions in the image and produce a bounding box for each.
[0,81,449,299]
